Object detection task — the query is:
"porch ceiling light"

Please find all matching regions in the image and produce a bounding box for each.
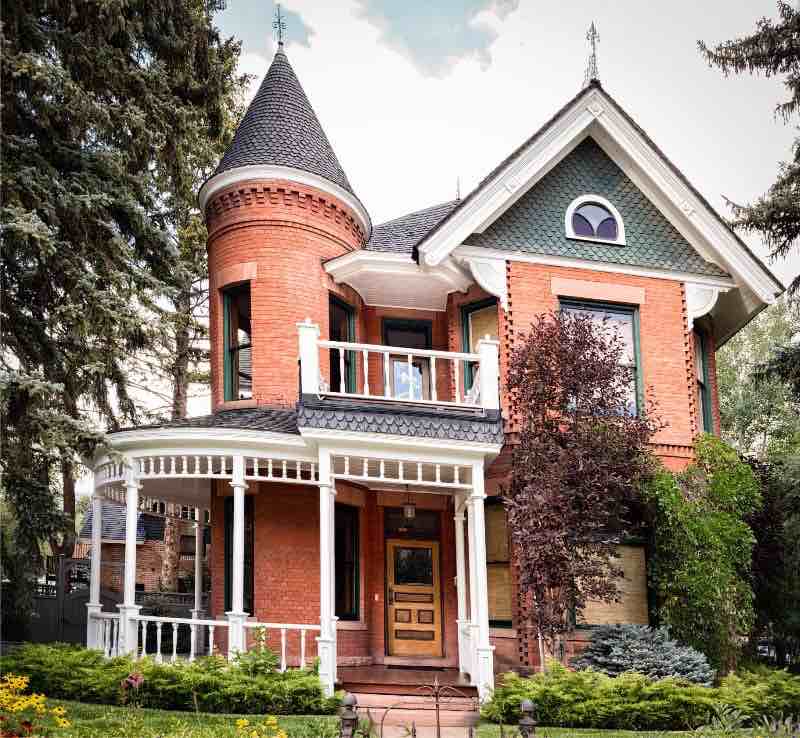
[403,486,416,521]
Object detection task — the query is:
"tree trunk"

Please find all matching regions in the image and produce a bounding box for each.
[160,515,180,592]
[170,287,191,422]
[50,460,76,558]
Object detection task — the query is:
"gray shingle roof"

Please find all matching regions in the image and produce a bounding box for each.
[213,47,356,198]
[79,499,165,542]
[112,407,300,435]
[366,200,459,254]
[298,398,503,444]
[464,137,730,277]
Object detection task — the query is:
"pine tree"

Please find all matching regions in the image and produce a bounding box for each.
[0,1,244,564]
[699,2,800,292]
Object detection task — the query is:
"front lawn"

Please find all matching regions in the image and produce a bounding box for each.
[48,701,752,738]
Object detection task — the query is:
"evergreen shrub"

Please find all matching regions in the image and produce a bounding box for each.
[0,643,338,715]
[482,663,800,730]
[571,624,714,684]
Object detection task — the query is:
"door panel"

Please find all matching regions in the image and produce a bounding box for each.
[386,539,442,657]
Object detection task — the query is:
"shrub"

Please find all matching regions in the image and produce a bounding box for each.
[571,624,714,685]
[0,643,339,716]
[481,662,800,731]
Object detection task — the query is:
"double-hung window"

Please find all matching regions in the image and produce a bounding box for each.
[694,331,712,432]
[485,498,513,628]
[560,300,642,414]
[223,283,252,401]
[329,295,356,394]
[461,298,499,394]
[383,319,432,401]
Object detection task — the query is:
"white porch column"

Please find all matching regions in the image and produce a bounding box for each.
[86,485,102,649]
[467,491,480,680]
[477,337,500,411]
[117,460,142,654]
[191,515,205,620]
[316,449,336,696]
[468,461,495,700]
[297,319,321,395]
[226,455,248,658]
[454,495,470,675]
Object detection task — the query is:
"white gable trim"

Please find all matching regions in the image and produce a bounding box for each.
[418,87,779,305]
[454,245,736,290]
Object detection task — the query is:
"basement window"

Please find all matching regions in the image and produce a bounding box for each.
[223,283,252,401]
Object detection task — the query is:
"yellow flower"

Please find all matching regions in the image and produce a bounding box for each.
[236,718,250,728]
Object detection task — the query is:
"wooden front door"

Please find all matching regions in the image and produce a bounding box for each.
[386,539,442,657]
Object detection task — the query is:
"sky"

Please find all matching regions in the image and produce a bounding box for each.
[215,0,799,287]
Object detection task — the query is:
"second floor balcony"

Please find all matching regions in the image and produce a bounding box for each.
[297,320,502,440]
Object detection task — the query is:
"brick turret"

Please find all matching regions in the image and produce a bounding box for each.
[200,46,370,410]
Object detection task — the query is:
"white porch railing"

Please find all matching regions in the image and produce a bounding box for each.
[133,614,228,662]
[95,612,122,658]
[244,622,321,671]
[298,320,500,411]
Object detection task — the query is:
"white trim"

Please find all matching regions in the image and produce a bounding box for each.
[455,244,736,290]
[300,427,502,460]
[685,283,721,330]
[466,257,508,310]
[198,164,371,238]
[564,194,627,246]
[105,427,309,452]
[417,87,780,306]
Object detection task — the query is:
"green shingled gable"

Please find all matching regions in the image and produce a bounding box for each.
[464,137,729,279]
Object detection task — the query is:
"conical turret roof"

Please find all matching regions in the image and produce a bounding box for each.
[214,46,355,197]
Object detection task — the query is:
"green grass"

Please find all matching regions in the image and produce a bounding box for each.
[45,701,754,738]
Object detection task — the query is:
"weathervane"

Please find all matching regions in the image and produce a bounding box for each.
[583,21,600,87]
[273,3,286,47]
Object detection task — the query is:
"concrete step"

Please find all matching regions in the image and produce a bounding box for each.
[350,692,480,728]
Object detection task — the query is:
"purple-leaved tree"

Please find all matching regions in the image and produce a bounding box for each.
[506,309,664,668]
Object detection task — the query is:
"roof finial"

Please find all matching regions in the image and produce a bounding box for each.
[583,21,600,88]
[456,176,461,202]
[273,3,286,48]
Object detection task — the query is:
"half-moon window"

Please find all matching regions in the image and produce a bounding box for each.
[572,202,618,241]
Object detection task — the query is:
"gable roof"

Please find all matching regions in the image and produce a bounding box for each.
[213,47,355,197]
[79,499,165,543]
[413,81,782,302]
[464,137,730,278]
[366,200,459,254]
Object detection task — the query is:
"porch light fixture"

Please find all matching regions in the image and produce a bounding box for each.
[403,485,416,521]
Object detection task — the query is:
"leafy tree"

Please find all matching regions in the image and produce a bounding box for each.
[571,624,714,685]
[747,456,800,666]
[699,1,799,292]
[1,0,244,564]
[717,295,800,457]
[644,435,762,673]
[506,310,662,667]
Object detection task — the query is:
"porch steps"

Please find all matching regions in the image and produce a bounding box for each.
[347,692,480,728]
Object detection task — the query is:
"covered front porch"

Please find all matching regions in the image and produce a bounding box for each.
[87,432,500,700]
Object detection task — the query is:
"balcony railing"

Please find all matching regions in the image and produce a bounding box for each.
[298,320,500,411]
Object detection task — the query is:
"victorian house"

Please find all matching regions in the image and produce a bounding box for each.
[84,39,782,702]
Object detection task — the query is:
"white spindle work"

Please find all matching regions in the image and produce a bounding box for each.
[331,455,471,490]
[315,338,483,408]
[242,623,321,671]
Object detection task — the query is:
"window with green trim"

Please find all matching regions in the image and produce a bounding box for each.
[694,331,712,433]
[223,283,252,401]
[560,300,642,414]
[329,295,356,393]
[461,298,499,392]
[223,495,254,614]
[335,503,359,620]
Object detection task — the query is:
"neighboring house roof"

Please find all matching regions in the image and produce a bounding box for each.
[366,200,460,254]
[213,47,356,197]
[79,499,165,543]
[113,407,300,435]
[463,137,731,278]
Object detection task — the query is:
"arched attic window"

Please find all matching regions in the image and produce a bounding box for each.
[565,195,626,245]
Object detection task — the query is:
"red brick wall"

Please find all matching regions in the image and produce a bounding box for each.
[206,179,365,410]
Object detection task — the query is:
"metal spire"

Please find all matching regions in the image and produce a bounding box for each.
[583,21,600,87]
[456,176,461,202]
[273,3,286,48]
